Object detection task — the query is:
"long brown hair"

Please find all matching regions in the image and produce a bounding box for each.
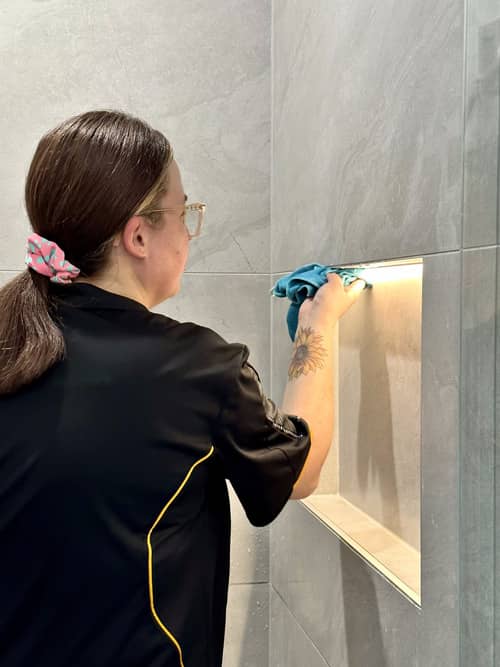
[0,110,173,395]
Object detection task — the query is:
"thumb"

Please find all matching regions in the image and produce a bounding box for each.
[346,278,367,297]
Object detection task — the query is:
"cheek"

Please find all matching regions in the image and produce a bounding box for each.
[155,231,188,268]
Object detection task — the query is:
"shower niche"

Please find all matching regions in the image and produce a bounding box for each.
[302,258,422,604]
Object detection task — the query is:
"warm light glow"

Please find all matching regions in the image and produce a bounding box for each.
[358,262,423,284]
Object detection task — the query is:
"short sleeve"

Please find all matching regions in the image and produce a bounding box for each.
[212,345,311,527]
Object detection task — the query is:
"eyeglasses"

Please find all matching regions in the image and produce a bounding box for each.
[137,202,206,239]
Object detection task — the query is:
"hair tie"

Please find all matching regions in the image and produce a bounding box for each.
[25,233,80,284]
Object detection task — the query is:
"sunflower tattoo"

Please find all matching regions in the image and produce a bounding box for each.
[288,326,327,379]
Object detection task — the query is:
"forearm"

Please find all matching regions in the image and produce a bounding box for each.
[281,319,336,498]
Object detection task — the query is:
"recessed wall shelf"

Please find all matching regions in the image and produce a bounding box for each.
[303,257,423,605]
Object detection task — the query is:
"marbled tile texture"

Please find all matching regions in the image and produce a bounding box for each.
[0,0,270,273]
[272,0,463,272]
[271,501,419,667]
[463,1,500,247]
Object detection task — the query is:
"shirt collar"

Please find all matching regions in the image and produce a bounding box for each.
[49,282,149,312]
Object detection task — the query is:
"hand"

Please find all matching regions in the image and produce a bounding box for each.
[298,273,366,327]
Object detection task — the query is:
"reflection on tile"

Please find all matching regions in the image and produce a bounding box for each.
[270,588,328,667]
[228,485,269,585]
[464,2,500,247]
[339,264,421,549]
[272,0,463,272]
[223,583,269,667]
[271,501,418,667]
[460,248,497,665]
[418,252,460,666]
[155,273,271,393]
[270,274,338,493]
[0,0,270,272]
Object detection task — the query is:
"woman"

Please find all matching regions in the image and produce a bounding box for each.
[0,110,364,667]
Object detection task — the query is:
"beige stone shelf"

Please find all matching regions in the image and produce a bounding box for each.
[302,494,421,605]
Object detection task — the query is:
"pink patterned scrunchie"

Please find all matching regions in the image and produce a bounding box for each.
[25,233,81,284]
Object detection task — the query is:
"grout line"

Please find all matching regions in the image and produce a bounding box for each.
[3,247,500,278]
[270,0,275,277]
[270,585,330,666]
[270,245,499,278]
[458,1,468,660]
[460,0,468,253]
[229,581,269,587]
[184,271,270,276]
[462,243,500,253]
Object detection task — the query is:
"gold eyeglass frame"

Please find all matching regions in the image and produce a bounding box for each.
[138,202,206,239]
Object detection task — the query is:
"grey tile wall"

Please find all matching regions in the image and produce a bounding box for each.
[495,246,500,663]
[270,0,500,665]
[271,501,419,667]
[0,271,17,289]
[271,0,464,273]
[223,583,269,667]
[418,252,461,666]
[463,1,500,247]
[462,5,500,663]
[460,248,497,666]
[270,589,329,667]
[0,0,270,273]
[271,254,462,666]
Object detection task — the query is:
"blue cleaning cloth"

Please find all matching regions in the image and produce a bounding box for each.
[271,263,370,341]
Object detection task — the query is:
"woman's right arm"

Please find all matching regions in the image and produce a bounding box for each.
[280,274,366,499]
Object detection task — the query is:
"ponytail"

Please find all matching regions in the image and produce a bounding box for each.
[2,109,173,395]
[0,270,64,395]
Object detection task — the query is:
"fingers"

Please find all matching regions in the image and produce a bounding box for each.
[347,278,366,291]
[326,273,343,287]
[326,273,366,292]
[346,278,367,300]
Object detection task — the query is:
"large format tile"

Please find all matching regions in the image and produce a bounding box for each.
[223,583,269,667]
[272,0,463,272]
[270,588,328,667]
[271,501,418,667]
[463,2,500,247]
[0,0,270,273]
[495,246,500,662]
[418,252,461,666]
[460,247,497,665]
[228,485,269,585]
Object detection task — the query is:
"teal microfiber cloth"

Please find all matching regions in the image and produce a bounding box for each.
[271,263,370,341]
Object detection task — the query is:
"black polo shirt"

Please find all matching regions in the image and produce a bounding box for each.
[0,282,310,667]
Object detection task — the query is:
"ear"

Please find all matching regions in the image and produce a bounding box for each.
[120,215,150,259]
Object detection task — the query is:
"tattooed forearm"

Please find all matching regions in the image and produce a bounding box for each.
[288,326,328,380]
